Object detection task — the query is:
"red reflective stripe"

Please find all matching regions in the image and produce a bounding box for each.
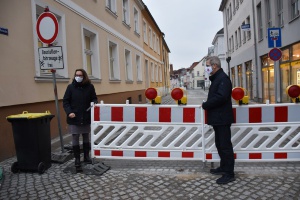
[159,107,171,122]
[94,106,100,121]
[249,153,261,159]
[234,153,237,160]
[249,107,262,123]
[275,106,288,122]
[135,107,147,122]
[182,152,194,158]
[112,150,123,157]
[204,110,208,124]
[112,107,123,121]
[183,108,195,123]
[233,108,236,123]
[206,153,212,159]
[158,152,170,157]
[274,152,287,159]
[135,151,146,157]
[94,150,100,156]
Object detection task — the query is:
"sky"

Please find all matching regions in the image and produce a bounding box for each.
[142,0,224,70]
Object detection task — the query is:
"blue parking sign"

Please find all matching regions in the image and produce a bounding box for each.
[268,28,282,48]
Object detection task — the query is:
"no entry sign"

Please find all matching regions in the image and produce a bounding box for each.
[268,48,282,61]
[36,11,59,44]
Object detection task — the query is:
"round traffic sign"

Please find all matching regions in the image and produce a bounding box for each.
[36,12,59,44]
[268,48,282,61]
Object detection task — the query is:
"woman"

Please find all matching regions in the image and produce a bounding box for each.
[63,69,97,167]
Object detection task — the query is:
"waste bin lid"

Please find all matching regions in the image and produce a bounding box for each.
[6,111,52,119]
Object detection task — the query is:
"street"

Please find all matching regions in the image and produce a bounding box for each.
[0,88,300,200]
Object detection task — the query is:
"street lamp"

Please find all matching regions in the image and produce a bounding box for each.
[226,52,231,80]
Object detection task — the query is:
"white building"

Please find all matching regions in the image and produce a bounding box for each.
[219,0,300,103]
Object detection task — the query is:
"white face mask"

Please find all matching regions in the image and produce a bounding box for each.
[205,66,213,74]
[75,76,83,83]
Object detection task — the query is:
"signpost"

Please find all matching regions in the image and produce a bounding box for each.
[36,7,66,158]
[268,28,282,103]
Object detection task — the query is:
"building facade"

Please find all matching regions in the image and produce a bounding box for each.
[219,0,300,103]
[0,0,170,161]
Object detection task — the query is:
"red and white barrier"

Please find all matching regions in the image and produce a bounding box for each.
[91,103,300,162]
[93,104,202,123]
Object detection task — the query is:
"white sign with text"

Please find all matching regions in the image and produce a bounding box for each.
[38,46,64,70]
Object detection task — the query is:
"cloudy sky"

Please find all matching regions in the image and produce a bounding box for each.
[143,0,224,70]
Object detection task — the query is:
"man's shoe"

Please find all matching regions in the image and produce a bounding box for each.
[210,167,226,175]
[216,174,235,184]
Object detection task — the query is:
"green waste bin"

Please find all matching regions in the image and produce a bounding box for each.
[6,111,54,174]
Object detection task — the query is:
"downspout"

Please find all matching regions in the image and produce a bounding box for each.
[252,0,260,102]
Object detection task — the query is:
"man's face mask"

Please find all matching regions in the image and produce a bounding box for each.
[205,65,213,74]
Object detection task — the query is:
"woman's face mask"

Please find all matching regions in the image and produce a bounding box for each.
[75,76,83,83]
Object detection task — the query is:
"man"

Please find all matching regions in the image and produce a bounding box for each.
[202,56,235,184]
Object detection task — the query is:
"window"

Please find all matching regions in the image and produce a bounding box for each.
[242,22,246,43]
[238,27,241,47]
[122,0,129,25]
[235,31,238,49]
[257,3,263,40]
[125,49,132,81]
[159,65,162,82]
[291,0,300,19]
[229,38,232,53]
[277,0,284,26]
[82,27,100,79]
[233,0,236,15]
[149,28,153,48]
[134,7,139,34]
[106,0,116,14]
[229,3,232,21]
[109,40,120,80]
[231,35,234,52]
[157,37,160,55]
[227,8,230,24]
[155,64,158,82]
[246,16,251,40]
[265,0,272,28]
[34,4,67,79]
[143,20,147,43]
[151,62,154,82]
[136,54,142,81]
[153,32,156,52]
[236,0,239,10]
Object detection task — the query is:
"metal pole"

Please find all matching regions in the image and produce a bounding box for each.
[51,69,65,153]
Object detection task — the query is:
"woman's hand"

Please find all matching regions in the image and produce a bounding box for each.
[69,113,76,118]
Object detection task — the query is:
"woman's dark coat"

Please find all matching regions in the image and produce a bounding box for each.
[202,68,234,125]
[63,80,97,125]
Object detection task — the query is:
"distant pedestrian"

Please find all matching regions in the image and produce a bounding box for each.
[63,69,98,168]
[202,56,235,184]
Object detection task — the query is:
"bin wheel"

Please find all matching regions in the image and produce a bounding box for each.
[11,162,19,173]
[38,162,46,174]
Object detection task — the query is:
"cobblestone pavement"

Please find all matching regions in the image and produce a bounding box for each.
[1,89,300,200]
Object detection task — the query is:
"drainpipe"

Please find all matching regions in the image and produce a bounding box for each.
[252,0,260,102]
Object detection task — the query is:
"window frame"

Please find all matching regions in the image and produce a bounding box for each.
[81,25,101,79]
[124,48,133,81]
[108,40,120,81]
[136,54,142,82]
[122,0,130,25]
